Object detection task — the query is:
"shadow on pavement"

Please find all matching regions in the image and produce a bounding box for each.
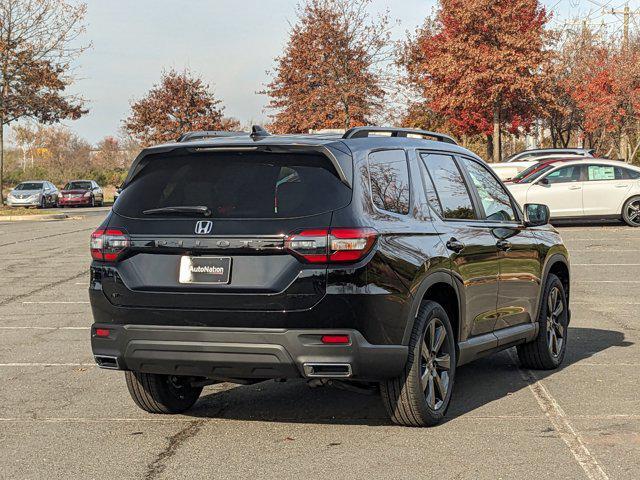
[189,327,632,426]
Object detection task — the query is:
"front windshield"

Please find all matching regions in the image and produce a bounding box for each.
[520,165,555,183]
[65,181,92,190]
[15,182,43,191]
[512,164,541,182]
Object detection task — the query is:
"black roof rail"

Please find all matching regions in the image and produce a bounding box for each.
[177,131,248,142]
[343,126,458,145]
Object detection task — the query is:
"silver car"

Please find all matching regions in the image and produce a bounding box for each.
[6,181,60,208]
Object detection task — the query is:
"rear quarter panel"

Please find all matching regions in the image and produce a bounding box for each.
[328,148,450,345]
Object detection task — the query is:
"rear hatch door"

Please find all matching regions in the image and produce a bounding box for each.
[101,147,352,311]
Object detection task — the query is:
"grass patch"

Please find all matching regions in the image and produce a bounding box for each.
[0,206,52,216]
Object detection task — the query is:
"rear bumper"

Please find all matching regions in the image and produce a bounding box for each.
[91,324,407,381]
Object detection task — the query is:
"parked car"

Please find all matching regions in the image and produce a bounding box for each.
[507,159,640,226]
[113,185,122,201]
[504,148,595,163]
[6,181,59,208]
[491,153,591,181]
[90,126,571,427]
[59,180,104,207]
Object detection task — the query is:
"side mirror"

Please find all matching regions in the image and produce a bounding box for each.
[538,177,549,186]
[524,203,550,227]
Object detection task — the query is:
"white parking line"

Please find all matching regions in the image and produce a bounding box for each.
[571,250,638,252]
[510,351,609,480]
[21,301,89,304]
[572,264,640,266]
[576,280,640,284]
[0,326,89,330]
[573,362,638,367]
[0,363,95,367]
[0,413,637,424]
[572,301,640,305]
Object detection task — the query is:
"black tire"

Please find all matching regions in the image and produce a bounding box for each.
[89,196,95,208]
[39,197,46,209]
[517,274,568,370]
[622,196,640,227]
[125,371,202,414]
[380,301,456,427]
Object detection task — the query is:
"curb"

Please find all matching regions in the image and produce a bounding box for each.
[0,213,69,222]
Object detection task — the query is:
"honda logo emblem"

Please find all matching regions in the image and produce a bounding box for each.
[194,220,213,235]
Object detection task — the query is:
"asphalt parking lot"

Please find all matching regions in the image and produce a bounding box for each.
[0,210,638,479]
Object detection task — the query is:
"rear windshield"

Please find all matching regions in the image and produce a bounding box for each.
[65,181,92,190]
[15,182,43,190]
[115,152,352,219]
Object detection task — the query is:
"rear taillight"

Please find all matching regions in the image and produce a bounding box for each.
[285,228,377,264]
[90,228,130,262]
[321,334,350,344]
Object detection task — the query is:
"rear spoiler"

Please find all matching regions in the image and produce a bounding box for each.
[121,143,353,190]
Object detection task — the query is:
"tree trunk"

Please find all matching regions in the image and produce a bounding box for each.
[492,107,501,163]
[0,123,4,207]
[487,134,494,162]
[620,132,629,162]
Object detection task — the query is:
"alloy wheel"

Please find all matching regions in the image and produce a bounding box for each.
[420,318,451,410]
[627,200,640,226]
[546,286,565,358]
[165,375,189,400]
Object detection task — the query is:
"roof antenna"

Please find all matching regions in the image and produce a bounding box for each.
[250,125,271,140]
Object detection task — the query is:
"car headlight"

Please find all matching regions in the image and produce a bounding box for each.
[7,193,14,199]
[84,191,91,197]
[29,194,39,200]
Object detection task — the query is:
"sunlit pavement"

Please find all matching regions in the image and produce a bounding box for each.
[0,215,638,479]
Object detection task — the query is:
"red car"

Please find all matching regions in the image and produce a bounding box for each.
[58,180,104,207]
[506,157,585,184]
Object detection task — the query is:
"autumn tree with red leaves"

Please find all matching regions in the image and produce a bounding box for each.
[124,69,239,146]
[572,42,640,160]
[400,0,549,162]
[0,0,88,205]
[263,0,392,133]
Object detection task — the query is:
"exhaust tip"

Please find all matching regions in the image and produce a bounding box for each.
[94,355,120,370]
[303,363,352,378]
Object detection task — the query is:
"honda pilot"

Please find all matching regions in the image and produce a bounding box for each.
[90,126,570,427]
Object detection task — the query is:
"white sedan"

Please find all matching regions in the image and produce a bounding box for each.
[490,153,589,181]
[507,159,640,226]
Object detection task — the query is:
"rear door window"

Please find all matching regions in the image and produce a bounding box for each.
[115,152,352,219]
[421,154,477,220]
[587,165,616,181]
[367,150,411,215]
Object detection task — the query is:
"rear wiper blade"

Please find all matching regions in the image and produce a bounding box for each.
[142,206,212,216]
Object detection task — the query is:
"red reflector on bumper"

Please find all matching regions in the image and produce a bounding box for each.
[95,328,110,338]
[321,335,350,344]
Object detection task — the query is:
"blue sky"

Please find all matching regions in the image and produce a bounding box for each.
[65,0,638,143]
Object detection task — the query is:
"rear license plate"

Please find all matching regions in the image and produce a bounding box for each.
[179,256,231,284]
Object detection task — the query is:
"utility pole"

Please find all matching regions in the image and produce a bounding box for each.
[610,3,631,49]
[609,3,637,161]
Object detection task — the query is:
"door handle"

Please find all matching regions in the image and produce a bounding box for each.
[615,184,628,188]
[496,240,512,251]
[446,238,465,253]
[568,185,582,190]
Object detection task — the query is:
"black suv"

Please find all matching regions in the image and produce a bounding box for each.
[90,126,570,427]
